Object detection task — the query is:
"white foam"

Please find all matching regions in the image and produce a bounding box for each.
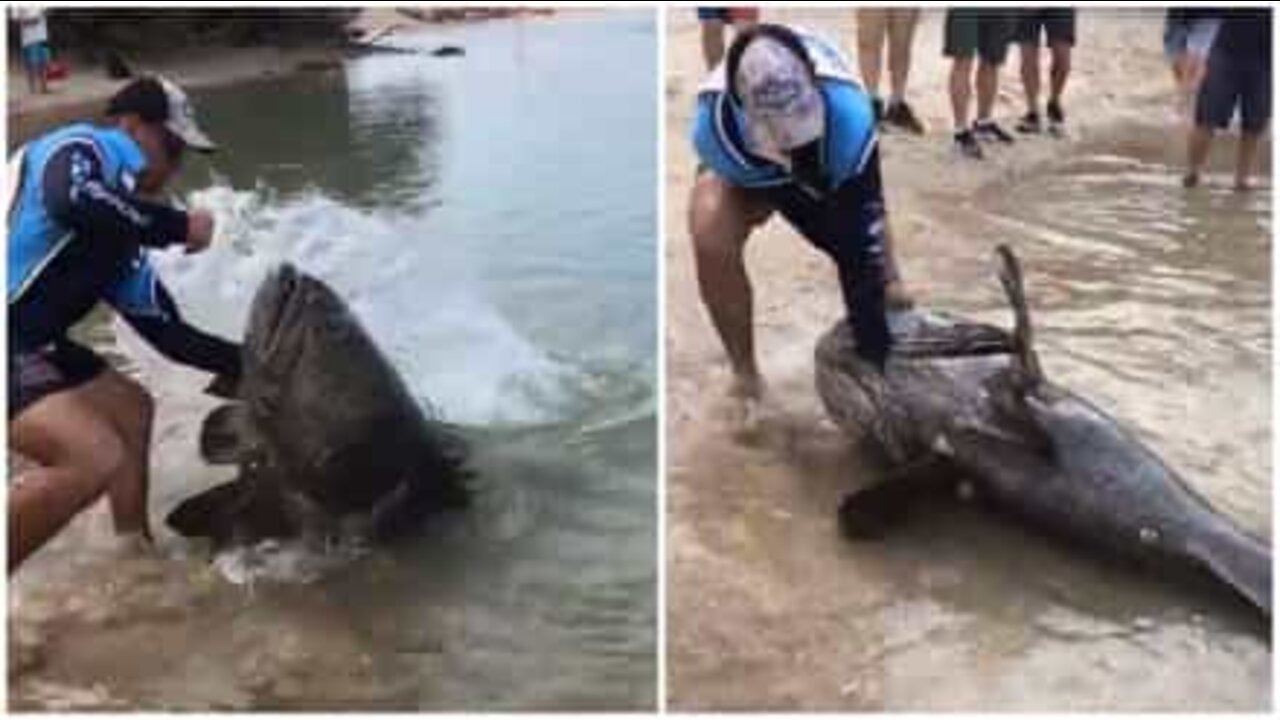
[149,183,579,426]
[211,537,368,586]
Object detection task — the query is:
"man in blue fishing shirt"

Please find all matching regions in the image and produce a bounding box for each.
[688,23,912,427]
[8,76,240,569]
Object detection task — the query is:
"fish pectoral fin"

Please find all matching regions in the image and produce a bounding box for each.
[199,403,252,465]
[971,384,1059,462]
[369,433,476,543]
[166,473,300,545]
[838,459,955,541]
[165,478,249,541]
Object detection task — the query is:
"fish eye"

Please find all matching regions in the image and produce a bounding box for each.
[321,313,351,339]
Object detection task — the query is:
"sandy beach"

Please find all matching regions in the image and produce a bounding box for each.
[665,7,1270,712]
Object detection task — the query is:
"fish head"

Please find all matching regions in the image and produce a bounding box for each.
[244,263,369,384]
[240,264,428,470]
[814,319,892,440]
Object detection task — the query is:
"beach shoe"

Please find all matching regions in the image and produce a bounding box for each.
[1047,100,1065,136]
[953,129,984,159]
[884,100,926,135]
[1016,111,1042,134]
[973,119,1016,144]
[871,96,886,125]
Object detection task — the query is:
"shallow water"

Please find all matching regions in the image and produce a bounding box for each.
[11,11,656,711]
[852,134,1273,710]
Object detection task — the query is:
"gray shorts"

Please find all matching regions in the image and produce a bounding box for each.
[1014,8,1076,47]
[8,339,107,420]
[944,9,1015,66]
[1164,18,1220,61]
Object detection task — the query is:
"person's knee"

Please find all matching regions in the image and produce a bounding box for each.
[96,373,155,442]
[1051,45,1072,70]
[70,425,129,493]
[689,176,753,262]
[949,59,976,92]
[857,27,883,54]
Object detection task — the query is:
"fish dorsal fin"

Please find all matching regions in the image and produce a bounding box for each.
[995,244,1044,387]
[165,477,250,541]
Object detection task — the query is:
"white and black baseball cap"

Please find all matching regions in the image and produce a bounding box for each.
[727,25,824,163]
[106,75,216,153]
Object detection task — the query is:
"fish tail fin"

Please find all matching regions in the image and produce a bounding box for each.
[995,244,1045,386]
[372,427,474,541]
[1193,524,1273,617]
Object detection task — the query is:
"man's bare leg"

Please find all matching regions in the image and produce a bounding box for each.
[688,171,773,400]
[949,57,974,131]
[1184,55,1208,118]
[886,9,919,106]
[857,9,888,100]
[700,18,727,70]
[1235,129,1263,191]
[975,60,1000,123]
[1020,43,1041,115]
[1049,41,1071,106]
[77,369,155,539]
[9,387,128,570]
[1184,125,1213,187]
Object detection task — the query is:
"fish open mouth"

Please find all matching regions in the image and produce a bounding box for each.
[248,263,307,369]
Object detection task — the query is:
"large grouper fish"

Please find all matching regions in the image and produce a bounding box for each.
[166,263,471,547]
[815,245,1271,619]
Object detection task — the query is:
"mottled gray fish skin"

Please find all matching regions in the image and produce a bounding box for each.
[815,245,1271,619]
[167,263,470,547]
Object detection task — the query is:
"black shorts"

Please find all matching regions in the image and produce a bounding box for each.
[9,339,107,419]
[944,9,1015,66]
[1014,8,1076,47]
[1196,49,1272,132]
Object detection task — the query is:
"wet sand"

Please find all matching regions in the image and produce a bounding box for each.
[665,8,1270,712]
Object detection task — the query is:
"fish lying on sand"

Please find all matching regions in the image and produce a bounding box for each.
[815,245,1272,619]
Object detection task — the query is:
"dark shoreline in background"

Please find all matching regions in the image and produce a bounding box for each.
[7,7,559,147]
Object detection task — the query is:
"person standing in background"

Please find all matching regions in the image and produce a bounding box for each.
[1014,8,1075,137]
[14,5,52,95]
[1164,8,1221,123]
[697,7,760,70]
[1184,8,1271,191]
[944,9,1016,159]
[855,8,925,134]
